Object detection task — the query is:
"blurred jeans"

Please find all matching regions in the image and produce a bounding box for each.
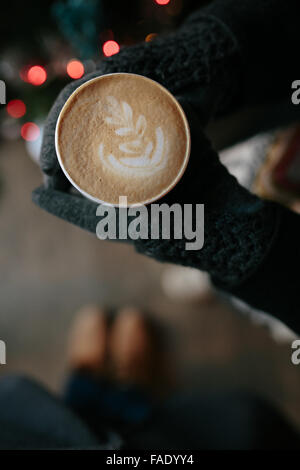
[0,373,299,450]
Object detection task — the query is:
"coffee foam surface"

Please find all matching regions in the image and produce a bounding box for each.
[57,74,189,205]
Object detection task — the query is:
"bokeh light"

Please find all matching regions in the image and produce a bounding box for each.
[27,66,47,86]
[103,40,120,57]
[21,122,40,141]
[145,33,158,42]
[155,0,170,5]
[6,100,26,118]
[67,60,85,79]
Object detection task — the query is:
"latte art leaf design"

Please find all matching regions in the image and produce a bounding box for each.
[99,95,168,176]
[136,115,147,137]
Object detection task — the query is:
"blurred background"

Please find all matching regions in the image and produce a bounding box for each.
[1,0,300,449]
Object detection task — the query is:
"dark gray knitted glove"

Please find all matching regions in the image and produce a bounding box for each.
[32,6,281,286]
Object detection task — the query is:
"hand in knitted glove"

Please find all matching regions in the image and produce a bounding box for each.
[32,7,280,287]
[33,10,242,208]
[33,90,279,288]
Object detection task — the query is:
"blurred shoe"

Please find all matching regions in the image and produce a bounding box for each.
[109,307,168,392]
[67,304,108,375]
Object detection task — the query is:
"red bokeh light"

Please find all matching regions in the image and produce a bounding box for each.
[27,66,47,86]
[103,40,120,57]
[67,60,85,79]
[6,100,26,118]
[155,0,170,5]
[21,122,40,141]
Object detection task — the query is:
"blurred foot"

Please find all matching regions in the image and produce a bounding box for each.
[67,304,108,375]
[109,307,163,390]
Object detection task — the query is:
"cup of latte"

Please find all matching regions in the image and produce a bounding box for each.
[55,73,191,207]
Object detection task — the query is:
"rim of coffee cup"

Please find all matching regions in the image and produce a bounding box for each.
[55,72,191,208]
